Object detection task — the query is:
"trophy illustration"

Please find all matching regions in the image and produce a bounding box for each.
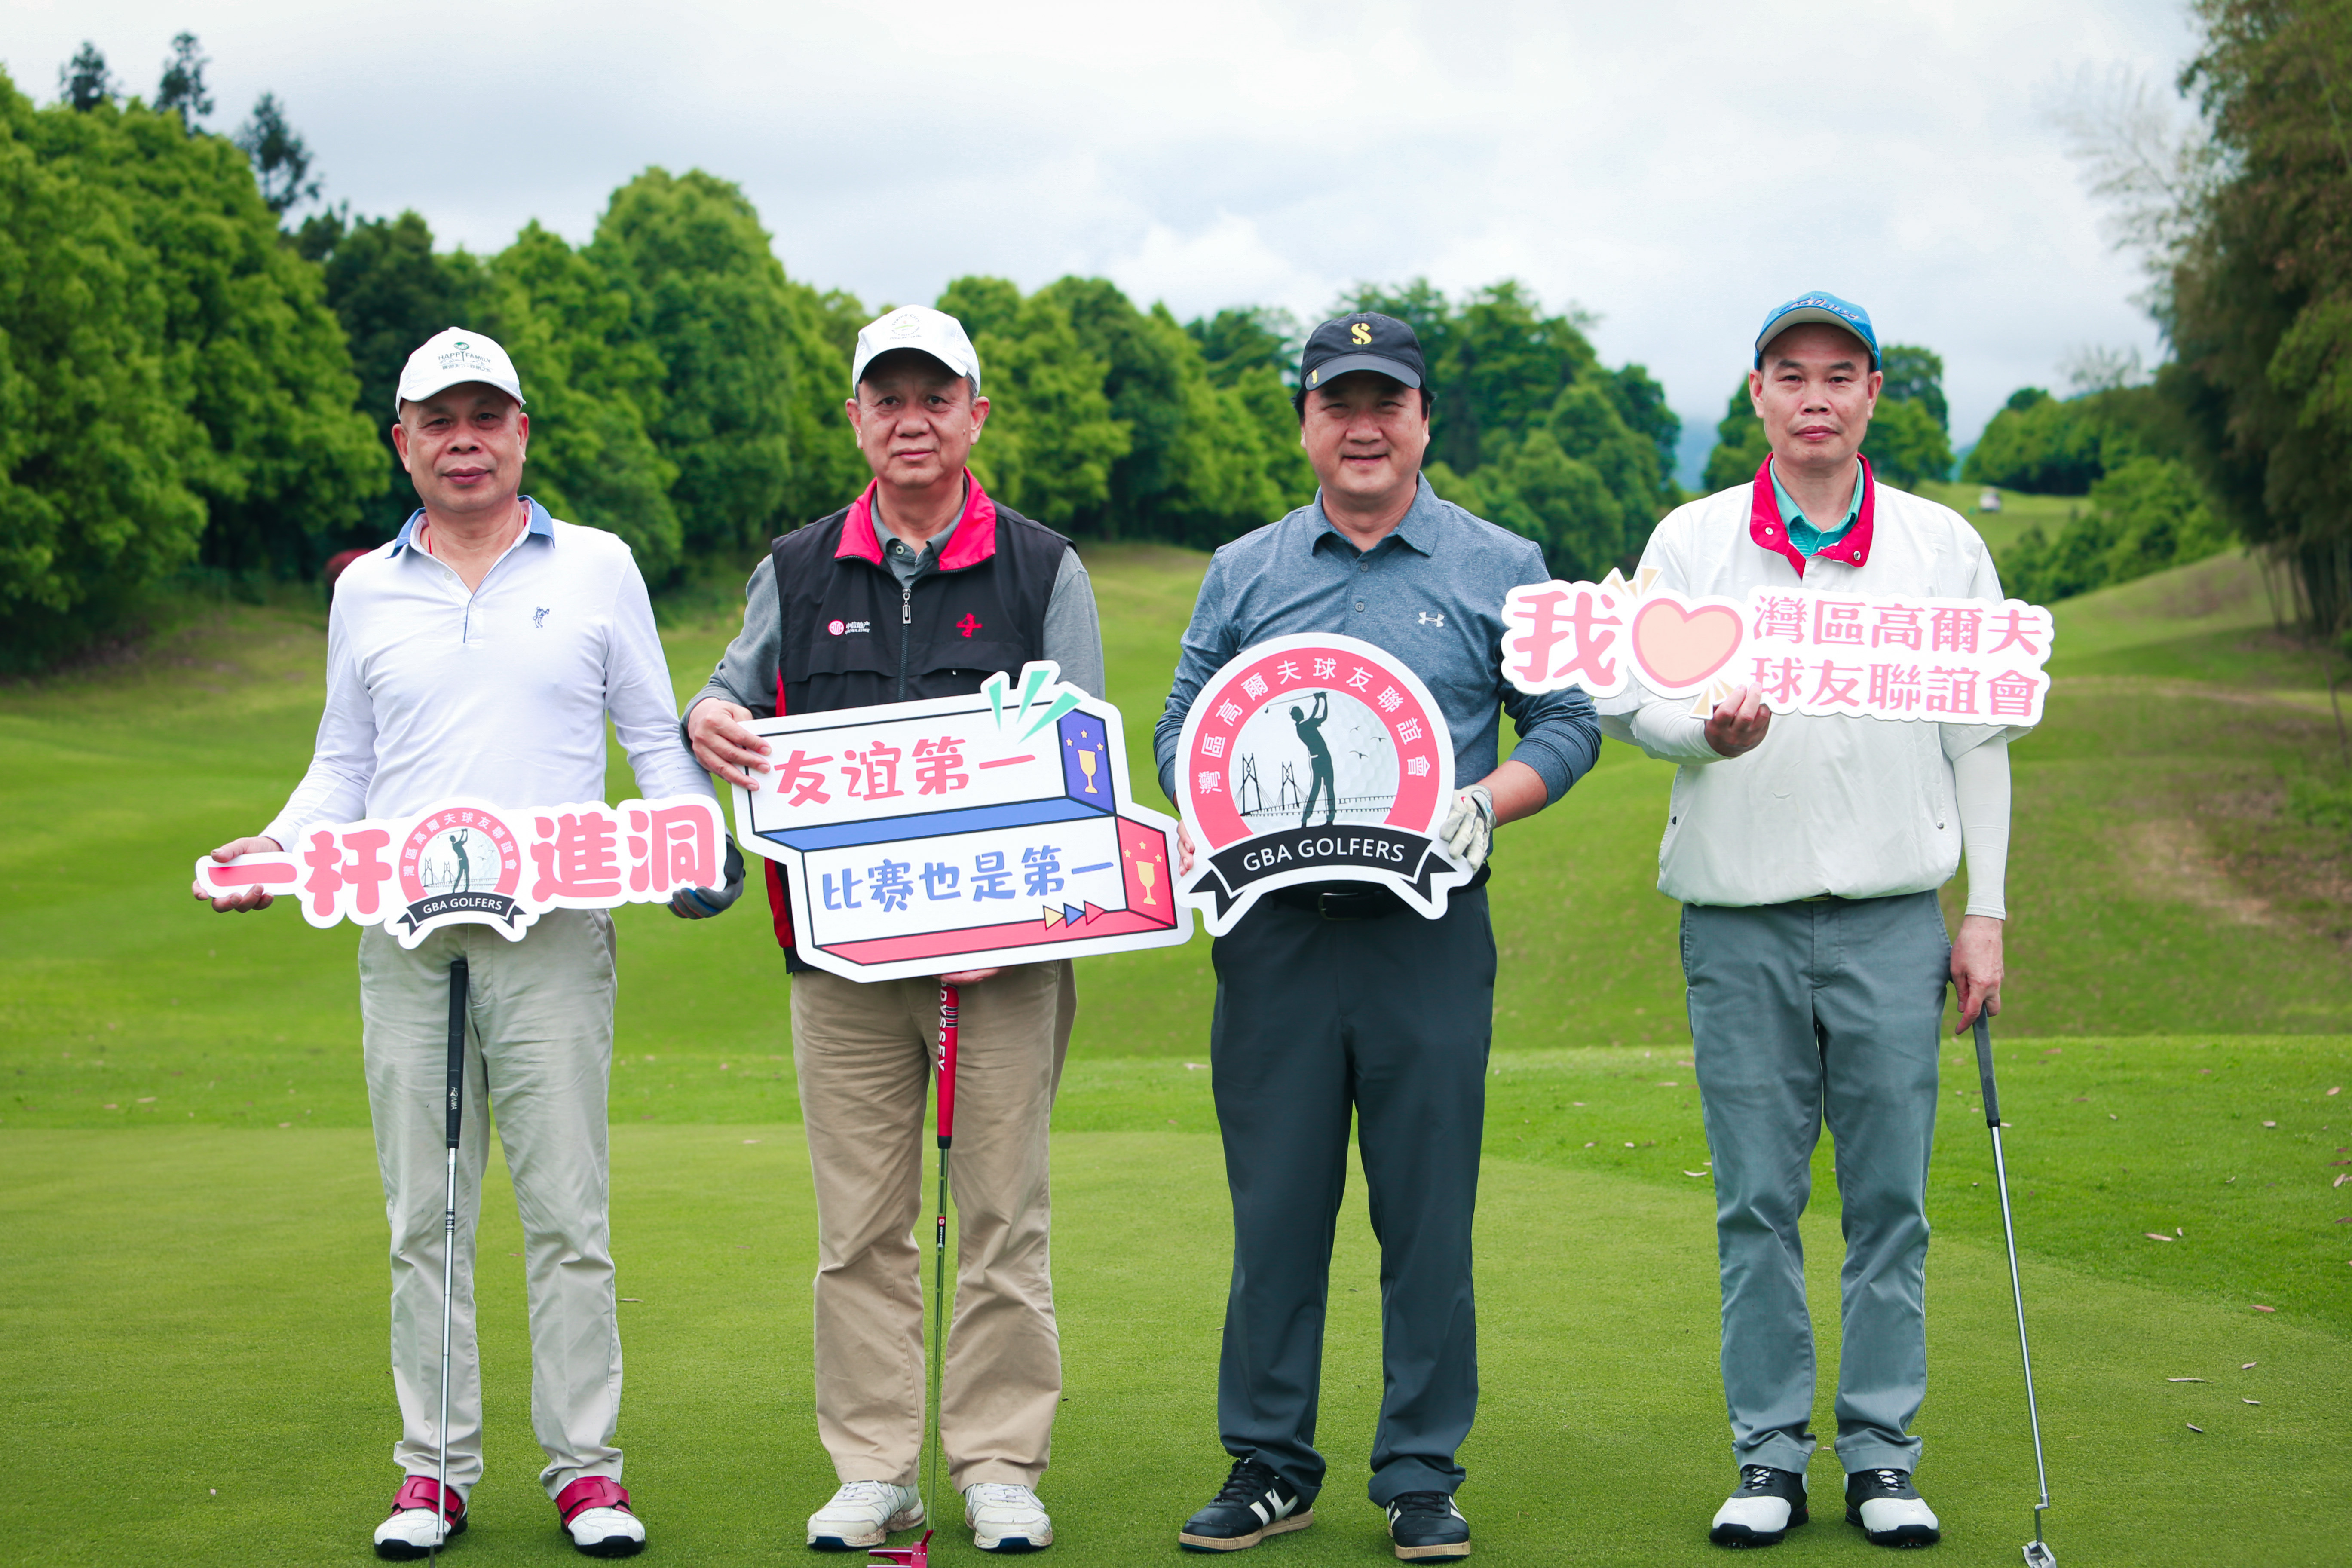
[1136,856,1159,906]
[1078,747,1100,795]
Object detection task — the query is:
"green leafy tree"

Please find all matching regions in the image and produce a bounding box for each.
[233,93,318,216]
[589,168,799,557]
[58,43,114,112]
[775,281,874,522]
[937,277,1127,528]
[154,33,212,129]
[1186,306,1298,389]
[1861,396,1955,489]
[1606,364,1681,475]
[1878,343,1950,431]
[1963,393,2116,493]
[2002,456,2230,603]
[1701,381,1770,492]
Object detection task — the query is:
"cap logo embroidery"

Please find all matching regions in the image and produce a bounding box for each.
[888,312,923,338]
[1351,322,1372,345]
[1308,370,1320,387]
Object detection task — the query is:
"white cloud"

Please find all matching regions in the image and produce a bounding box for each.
[9,0,2200,445]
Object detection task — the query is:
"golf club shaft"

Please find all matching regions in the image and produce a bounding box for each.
[437,956,469,1556]
[1973,1014,2052,1533]
[931,983,959,1535]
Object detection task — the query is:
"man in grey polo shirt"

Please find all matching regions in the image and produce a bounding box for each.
[193,327,739,1560]
[1155,312,1598,1562]
[1600,293,2027,1550]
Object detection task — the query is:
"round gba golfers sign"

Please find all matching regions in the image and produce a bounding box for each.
[1175,633,1470,934]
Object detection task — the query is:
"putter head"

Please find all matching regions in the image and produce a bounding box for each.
[2023,1541,2056,1568]
[869,1528,933,1568]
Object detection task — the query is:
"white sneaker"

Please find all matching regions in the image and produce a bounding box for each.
[965,1482,1053,1552]
[555,1477,645,1558]
[1844,1468,1941,1547]
[808,1481,925,1550]
[373,1477,463,1561]
[1708,1464,1807,1547]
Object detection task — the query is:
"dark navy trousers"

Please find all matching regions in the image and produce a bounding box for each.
[1208,887,1494,1507]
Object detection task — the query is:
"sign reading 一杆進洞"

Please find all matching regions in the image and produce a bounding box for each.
[1498,567,2054,724]
[193,796,727,947]
[730,662,1191,982]
[1173,634,1470,935]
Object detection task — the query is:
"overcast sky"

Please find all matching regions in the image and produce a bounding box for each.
[15,1,2201,471]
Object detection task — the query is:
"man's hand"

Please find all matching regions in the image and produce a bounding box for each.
[939,968,1001,986]
[1439,784,1495,871]
[192,836,284,912]
[669,837,747,919]
[687,698,772,791]
[1951,913,2004,1032]
[1705,683,1772,759]
[1176,821,1196,878]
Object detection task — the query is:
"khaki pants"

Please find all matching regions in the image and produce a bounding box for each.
[792,961,1074,1491]
[359,909,622,1500]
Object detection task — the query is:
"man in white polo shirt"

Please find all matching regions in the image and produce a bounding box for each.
[191,328,739,1561]
[1598,294,2027,1551]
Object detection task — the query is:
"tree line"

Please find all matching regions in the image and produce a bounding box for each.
[0,40,1691,671]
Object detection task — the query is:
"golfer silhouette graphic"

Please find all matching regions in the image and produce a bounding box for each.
[449,830,473,894]
[1292,692,1335,827]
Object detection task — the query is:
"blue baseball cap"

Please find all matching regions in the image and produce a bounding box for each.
[1753,292,1879,369]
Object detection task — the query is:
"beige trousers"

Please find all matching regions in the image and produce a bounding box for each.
[791,961,1075,1491]
[358,909,622,1501]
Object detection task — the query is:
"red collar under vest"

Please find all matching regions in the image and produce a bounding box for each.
[1748,454,1877,577]
[834,471,1001,573]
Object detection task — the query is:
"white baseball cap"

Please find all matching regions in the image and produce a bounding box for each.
[395,327,526,413]
[850,306,982,394]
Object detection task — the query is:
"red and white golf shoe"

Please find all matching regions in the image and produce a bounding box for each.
[374,1475,465,1560]
[557,1476,646,1558]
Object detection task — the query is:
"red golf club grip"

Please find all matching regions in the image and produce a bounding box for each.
[936,983,959,1149]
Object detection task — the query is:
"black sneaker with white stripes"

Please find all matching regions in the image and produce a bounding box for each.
[1844,1469,1940,1548]
[1178,1458,1312,1553]
[1709,1465,1808,1547]
[1384,1492,1470,1562]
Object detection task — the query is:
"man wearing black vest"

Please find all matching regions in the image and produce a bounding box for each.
[686,306,1102,1555]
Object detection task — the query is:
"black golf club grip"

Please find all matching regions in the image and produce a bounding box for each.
[445,957,469,1150]
[1971,1012,2001,1128]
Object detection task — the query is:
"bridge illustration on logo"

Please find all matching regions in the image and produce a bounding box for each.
[727,661,1192,983]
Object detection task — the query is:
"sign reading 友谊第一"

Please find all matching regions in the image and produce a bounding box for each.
[1498,567,2054,723]
[1173,633,1470,936]
[193,796,727,946]
[729,662,1191,983]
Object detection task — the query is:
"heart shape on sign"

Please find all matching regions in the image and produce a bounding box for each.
[1630,597,1744,692]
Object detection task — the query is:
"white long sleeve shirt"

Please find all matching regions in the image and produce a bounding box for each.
[262,501,714,849]
[1597,471,2030,913]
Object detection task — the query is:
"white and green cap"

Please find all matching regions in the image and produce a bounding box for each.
[395,327,526,412]
[851,306,982,394]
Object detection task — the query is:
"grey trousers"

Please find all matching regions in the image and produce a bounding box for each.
[1680,892,1948,1476]
[1208,888,1494,1507]
[358,909,623,1500]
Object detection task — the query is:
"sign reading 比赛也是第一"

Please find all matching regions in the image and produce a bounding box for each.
[1499,566,2054,724]
[193,796,727,946]
[1173,633,1472,936]
[729,662,1191,983]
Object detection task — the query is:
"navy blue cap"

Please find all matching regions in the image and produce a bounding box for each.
[1754,292,1879,369]
[1298,312,1427,396]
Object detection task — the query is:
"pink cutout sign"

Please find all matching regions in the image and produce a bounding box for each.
[193,795,724,946]
[1500,568,2054,725]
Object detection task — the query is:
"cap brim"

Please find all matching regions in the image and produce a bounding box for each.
[394,374,525,413]
[1754,309,1877,364]
[852,345,978,391]
[1299,352,1424,392]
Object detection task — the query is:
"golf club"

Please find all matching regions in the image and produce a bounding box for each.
[1972,1012,2056,1568]
[870,981,958,1568]
[428,956,470,1560]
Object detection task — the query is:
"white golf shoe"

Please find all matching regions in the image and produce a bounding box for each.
[1843,1469,1940,1548]
[965,1482,1053,1552]
[1708,1464,1807,1547]
[808,1481,925,1550]
[373,1476,464,1561]
[555,1476,645,1558]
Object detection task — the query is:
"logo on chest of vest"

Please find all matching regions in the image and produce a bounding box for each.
[827,619,873,636]
[956,614,982,638]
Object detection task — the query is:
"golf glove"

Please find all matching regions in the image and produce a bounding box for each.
[669,836,746,919]
[1439,784,1494,871]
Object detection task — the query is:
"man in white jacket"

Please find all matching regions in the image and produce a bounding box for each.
[1598,294,2027,1551]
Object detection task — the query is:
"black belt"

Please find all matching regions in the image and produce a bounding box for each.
[1269,861,1491,920]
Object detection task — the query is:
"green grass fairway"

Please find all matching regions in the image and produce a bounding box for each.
[5,542,2350,1562]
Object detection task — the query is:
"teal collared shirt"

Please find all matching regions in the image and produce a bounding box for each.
[1769,461,1865,559]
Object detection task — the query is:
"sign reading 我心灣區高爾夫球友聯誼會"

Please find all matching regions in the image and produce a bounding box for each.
[1497,566,2055,723]
[729,662,1191,983]
[193,796,728,947]
[1173,633,1472,936]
